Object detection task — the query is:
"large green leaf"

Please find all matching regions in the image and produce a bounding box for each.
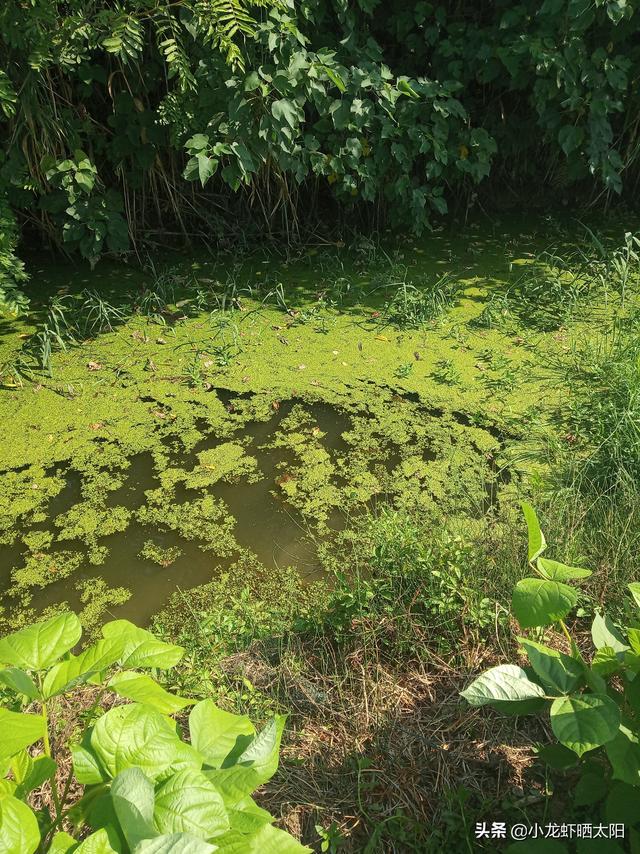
[49,831,76,853]
[591,613,629,655]
[9,749,31,784]
[13,754,56,799]
[227,807,274,833]
[42,636,126,699]
[537,558,591,581]
[605,780,640,826]
[226,799,273,834]
[512,578,577,628]
[592,645,621,676]
[71,729,108,784]
[518,638,584,694]
[111,767,158,848]
[605,724,640,786]
[199,718,288,802]
[204,766,266,806]
[214,823,312,853]
[0,709,45,762]
[626,628,640,656]
[0,612,81,671]
[0,668,40,700]
[74,828,120,853]
[196,153,218,188]
[628,582,640,609]
[189,701,255,768]
[234,716,286,785]
[573,768,608,806]
[535,742,579,769]
[550,693,620,757]
[460,664,547,706]
[134,835,217,853]
[108,672,194,714]
[102,621,183,669]
[0,793,40,854]
[521,501,546,562]
[154,769,229,838]
[91,703,201,781]
[271,98,300,130]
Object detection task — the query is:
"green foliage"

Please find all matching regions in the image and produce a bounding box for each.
[461,503,640,849]
[40,152,129,266]
[0,195,28,316]
[4,0,640,305]
[551,319,640,497]
[0,612,309,853]
[312,510,495,654]
[380,270,458,329]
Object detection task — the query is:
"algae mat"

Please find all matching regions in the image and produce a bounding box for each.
[0,219,592,628]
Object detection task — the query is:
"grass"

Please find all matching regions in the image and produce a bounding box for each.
[3,220,640,850]
[375,267,459,329]
[152,505,538,851]
[549,321,640,497]
[511,315,640,608]
[147,227,640,850]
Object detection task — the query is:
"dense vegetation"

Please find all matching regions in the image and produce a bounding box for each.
[2,0,640,311]
[0,611,307,852]
[3,1,640,851]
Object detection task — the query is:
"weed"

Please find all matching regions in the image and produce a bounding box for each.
[211,342,236,367]
[24,324,68,376]
[265,281,291,313]
[309,510,496,655]
[394,362,413,379]
[548,322,640,498]
[470,292,512,330]
[183,349,205,387]
[78,289,126,335]
[316,821,345,852]
[379,269,458,329]
[432,358,461,385]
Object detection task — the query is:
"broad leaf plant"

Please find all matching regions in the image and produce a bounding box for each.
[0,615,310,853]
[462,503,640,849]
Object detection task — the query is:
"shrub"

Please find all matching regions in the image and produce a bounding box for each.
[0,194,28,316]
[462,503,640,849]
[0,612,309,853]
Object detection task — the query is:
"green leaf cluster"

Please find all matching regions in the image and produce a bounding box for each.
[0,612,309,854]
[461,503,640,849]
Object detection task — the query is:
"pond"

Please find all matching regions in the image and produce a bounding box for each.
[4,214,609,630]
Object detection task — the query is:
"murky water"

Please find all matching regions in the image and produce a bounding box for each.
[0,400,353,624]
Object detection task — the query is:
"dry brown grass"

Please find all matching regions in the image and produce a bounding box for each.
[22,617,566,851]
[217,624,550,852]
